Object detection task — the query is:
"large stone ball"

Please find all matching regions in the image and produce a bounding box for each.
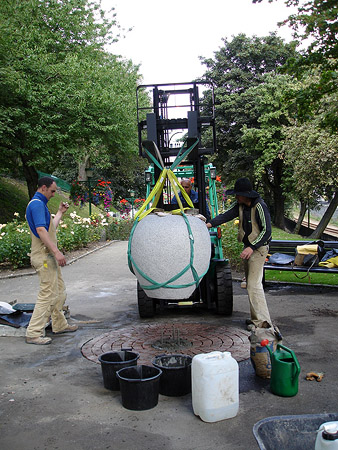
[130,214,211,299]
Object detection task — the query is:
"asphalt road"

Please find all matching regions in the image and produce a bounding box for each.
[0,241,337,450]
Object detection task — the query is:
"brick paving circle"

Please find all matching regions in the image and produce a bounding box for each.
[81,322,250,365]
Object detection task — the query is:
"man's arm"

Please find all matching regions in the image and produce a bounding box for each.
[36,227,66,266]
[53,202,69,229]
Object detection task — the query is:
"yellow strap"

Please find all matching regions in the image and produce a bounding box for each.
[134,168,167,220]
[168,170,194,209]
[135,168,195,221]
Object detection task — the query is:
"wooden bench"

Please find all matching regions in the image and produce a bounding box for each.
[263,240,338,283]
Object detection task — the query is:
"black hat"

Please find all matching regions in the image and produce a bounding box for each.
[225,177,259,198]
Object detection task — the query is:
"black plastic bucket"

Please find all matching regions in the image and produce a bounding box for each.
[116,365,162,410]
[152,354,192,396]
[98,350,139,391]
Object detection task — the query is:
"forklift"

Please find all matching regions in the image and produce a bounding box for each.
[135,82,233,318]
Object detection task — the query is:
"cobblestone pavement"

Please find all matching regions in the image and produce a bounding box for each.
[81,322,250,365]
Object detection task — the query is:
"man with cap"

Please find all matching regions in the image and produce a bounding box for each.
[206,177,272,329]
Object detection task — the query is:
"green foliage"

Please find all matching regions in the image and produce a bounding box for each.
[265,271,338,286]
[0,209,132,269]
[106,219,134,241]
[0,177,30,223]
[220,220,244,272]
[254,0,338,131]
[56,215,103,253]
[0,214,31,269]
[201,33,298,186]
[0,0,145,197]
[283,117,338,199]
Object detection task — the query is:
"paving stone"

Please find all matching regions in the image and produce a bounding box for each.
[81,322,250,365]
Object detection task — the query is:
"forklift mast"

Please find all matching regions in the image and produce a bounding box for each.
[136,82,216,218]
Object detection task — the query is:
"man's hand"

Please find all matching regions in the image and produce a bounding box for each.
[240,247,254,260]
[58,201,69,214]
[206,222,212,229]
[54,249,67,267]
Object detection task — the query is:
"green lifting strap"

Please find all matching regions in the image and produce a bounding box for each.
[127,212,208,291]
[127,136,208,292]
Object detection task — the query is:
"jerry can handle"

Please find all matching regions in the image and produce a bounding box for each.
[277,344,301,377]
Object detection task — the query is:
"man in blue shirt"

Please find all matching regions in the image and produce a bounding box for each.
[171,178,211,221]
[25,176,78,345]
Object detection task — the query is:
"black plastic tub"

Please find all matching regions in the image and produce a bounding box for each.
[152,354,192,396]
[98,350,139,391]
[116,365,162,411]
[253,413,338,450]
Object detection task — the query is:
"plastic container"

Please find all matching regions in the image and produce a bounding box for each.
[253,413,338,450]
[152,354,192,396]
[315,422,338,449]
[261,341,301,397]
[116,365,162,411]
[98,350,139,391]
[192,351,239,423]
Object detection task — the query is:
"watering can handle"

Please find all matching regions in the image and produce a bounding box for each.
[277,344,301,377]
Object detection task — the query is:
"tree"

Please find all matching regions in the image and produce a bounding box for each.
[200,33,298,225]
[0,0,143,198]
[283,116,338,238]
[253,0,338,131]
[240,73,297,228]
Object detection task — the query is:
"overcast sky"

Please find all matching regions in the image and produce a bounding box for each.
[102,0,296,85]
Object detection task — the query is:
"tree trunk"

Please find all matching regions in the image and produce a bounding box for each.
[309,190,338,239]
[263,158,285,229]
[294,201,307,235]
[21,154,38,199]
[273,190,285,229]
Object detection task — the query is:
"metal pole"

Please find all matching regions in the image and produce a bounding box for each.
[88,178,92,217]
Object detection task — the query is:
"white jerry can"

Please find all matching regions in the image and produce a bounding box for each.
[192,351,239,423]
[129,214,211,299]
[315,422,338,450]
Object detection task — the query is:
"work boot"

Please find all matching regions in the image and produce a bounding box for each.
[53,324,78,334]
[26,336,52,345]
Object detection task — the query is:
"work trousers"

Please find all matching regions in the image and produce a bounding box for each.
[26,227,68,338]
[243,245,272,328]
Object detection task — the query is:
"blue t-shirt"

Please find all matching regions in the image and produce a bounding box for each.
[26,192,51,238]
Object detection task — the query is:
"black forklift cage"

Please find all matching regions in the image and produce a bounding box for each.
[136,81,216,218]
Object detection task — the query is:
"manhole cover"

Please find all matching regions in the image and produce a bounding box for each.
[81,322,250,365]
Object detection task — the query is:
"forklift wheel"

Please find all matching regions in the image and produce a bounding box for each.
[215,264,233,316]
[137,282,156,318]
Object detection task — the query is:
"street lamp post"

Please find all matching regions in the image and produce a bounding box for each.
[85,167,94,217]
[125,190,136,219]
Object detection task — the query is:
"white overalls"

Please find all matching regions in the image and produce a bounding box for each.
[26,218,68,338]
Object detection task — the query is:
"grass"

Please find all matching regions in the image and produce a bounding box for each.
[0,176,106,222]
[265,270,338,286]
[266,226,338,286]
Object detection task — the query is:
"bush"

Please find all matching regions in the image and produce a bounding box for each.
[220,220,243,272]
[0,211,113,269]
[0,213,31,268]
[106,218,134,241]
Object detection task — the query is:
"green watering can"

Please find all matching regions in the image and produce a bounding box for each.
[261,340,301,397]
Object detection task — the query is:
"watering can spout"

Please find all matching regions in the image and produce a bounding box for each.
[260,339,273,356]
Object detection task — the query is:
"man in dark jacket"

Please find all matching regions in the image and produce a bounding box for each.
[206,177,272,329]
